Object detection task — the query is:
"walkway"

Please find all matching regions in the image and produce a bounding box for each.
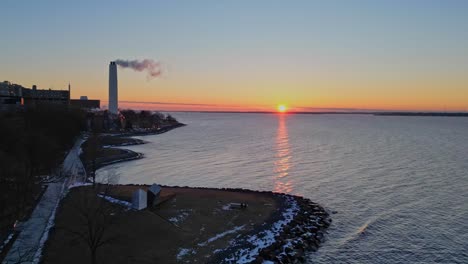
[3,137,86,264]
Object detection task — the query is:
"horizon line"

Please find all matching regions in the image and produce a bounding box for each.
[108,100,468,113]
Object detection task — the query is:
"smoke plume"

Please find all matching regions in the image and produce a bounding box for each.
[115,59,162,79]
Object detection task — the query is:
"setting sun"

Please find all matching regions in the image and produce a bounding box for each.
[277,104,287,113]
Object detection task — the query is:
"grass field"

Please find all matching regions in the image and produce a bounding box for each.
[42,185,280,263]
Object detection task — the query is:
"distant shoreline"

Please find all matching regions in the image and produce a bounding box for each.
[160,111,468,117]
[81,123,186,176]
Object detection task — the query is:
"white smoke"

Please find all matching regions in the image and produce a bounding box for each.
[115,59,162,79]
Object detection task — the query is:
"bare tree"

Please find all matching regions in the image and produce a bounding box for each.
[59,185,120,264]
[83,134,101,186]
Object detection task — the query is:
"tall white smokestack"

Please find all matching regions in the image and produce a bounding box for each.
[109,61,118,114]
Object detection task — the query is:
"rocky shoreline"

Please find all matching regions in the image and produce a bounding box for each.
[254,194,331,264]
[114,185,331,264]
[206,188,331,264]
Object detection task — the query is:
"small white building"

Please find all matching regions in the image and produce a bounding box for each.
[132,189,147,210]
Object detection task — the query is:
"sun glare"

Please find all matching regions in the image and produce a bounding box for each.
[278,104,287,113]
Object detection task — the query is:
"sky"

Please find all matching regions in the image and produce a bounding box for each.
[1,0,468,112]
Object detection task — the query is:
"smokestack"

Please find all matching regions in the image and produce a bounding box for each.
[109,61,118,114]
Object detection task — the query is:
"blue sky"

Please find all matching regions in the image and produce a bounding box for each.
[2,0,468,111]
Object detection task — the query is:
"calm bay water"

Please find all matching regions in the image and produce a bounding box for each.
[97,113,468,263]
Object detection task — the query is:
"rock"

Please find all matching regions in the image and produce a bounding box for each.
[308,243,318,251]
[260,248,272,259]
[316,232,324,241]
[253,256,264,263]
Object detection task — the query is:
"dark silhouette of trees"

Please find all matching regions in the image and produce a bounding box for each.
[0,105,85,240]
[119,110,179,130]
[165,114,177,124]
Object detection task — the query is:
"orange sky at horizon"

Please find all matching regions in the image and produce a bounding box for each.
[2,1,468,113]
[8,72,468,113]
[102,78,468,112]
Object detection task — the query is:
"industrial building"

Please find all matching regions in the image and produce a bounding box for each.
[22,85,70,106]
[70,96,100,109]
[2,61,115,112]
[0,81,24,111]
[0,81,100,111]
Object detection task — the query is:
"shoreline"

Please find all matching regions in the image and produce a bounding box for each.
[153,185,332,263]
[77,123,332,263]
[81,123,186,175]
[44,184,331,263]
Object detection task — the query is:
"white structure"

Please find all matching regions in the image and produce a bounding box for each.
[132,189,147,210]
[148,184,162,206]
[108,61,118,114]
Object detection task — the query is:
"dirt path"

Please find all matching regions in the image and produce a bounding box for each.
[2,137,87,264]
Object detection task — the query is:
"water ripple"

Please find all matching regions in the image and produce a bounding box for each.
[97,113,468,263]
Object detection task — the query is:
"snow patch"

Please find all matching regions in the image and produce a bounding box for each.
[0,232,14,254]
[168,209,191,224]
[224,196,300,263]
[97,194,133,210]
[198,225,245,247]
[68,182,92,189]
[177,248,196,261]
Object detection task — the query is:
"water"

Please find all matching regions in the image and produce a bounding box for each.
[97,113,468,263]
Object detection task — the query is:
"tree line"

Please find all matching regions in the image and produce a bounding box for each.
[119,109,179,130]
[0,105,86,238]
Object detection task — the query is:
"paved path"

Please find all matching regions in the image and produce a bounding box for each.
[62,137,87,185]
[3,137,86,264]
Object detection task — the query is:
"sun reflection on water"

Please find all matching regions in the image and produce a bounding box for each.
[274,114,293,193]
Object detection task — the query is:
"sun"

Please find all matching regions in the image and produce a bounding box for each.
[277,104,287,113]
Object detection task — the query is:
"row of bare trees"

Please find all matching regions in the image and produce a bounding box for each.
[0,106,86,239]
